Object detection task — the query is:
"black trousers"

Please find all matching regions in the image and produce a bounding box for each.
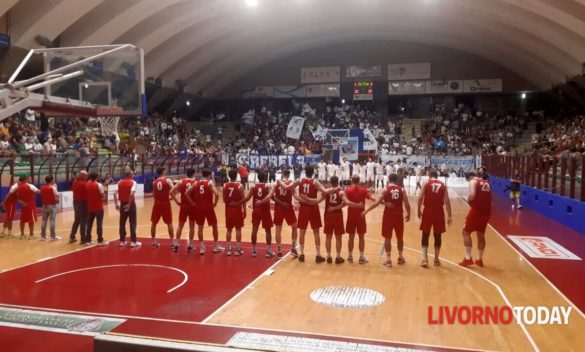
[70,201,87,241]
[86,210,104,243]
[119,202,137,242]
[268,173,276,183]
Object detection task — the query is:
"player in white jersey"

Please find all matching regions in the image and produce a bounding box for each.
[385,161,393,178]
[327,161,337,181]
[414,162,423,194]
[318,161,327,182]
[365,158,376,187]
[352,162,360,180]
[339,157,351,186]
[375,161,385,189]
[359,162,367,184]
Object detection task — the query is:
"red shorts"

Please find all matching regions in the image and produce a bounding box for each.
[382,212,404,239]
[20,203,37,223]
[178,205,197,223]
[419,208,445,234]
[196,207,217,226]
[297,205,321,230]
[346,210,366,235]
[464,208,491,234]
[225,207,244,230]
[4,201,16,221]
[324,211,345,236]
[252,208,273,229]
[151,201,172,224]
[273,205,297,226]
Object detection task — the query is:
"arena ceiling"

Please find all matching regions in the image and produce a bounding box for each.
[2,0,585,97]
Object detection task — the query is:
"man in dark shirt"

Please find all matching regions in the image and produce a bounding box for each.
[293,163,303,180]
[267,162,277,183]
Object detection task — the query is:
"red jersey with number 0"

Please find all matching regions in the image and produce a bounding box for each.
[252,183,270,210]
[384,184,404,214]
[423,179,445,208]
[470,179,492,211]
[194,180,213,209]
[274,181,293,205]
[153,177,171,202]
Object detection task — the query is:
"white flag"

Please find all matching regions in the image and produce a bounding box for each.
[363,128,378,151]
[286,116,306,139]
[312,124,326,141]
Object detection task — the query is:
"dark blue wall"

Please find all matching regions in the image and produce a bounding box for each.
[489,176,585,235]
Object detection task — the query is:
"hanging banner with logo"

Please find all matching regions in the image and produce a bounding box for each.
[388,81,427,95]
[274,85,307,98]
[362,128,378,151]
[312,124,327,141]
[236,154,321,169]
[306,84,340,97]
[463,79,503,93]
[430,155,476,172]
[387,62,431,80]
[301,66,341,83]
[241,86,274,98]
[346,65,382,78]
[286,116,306,139]
[426,80,464,94]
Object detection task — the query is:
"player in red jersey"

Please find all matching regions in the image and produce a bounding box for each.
[344,175,374,264]
[459,171,493,267]
[170,168,197,253]
[279,165,334,263]
[150,167,175,248]
[15,175,40,240]
[223,169,246,256]
[186,169,223,255]
[272,169,298,258]
[323,176,361,264]
[236,171,275,258]
[363,173,410,267]
[417,170,452,268]
[1,181,18,238]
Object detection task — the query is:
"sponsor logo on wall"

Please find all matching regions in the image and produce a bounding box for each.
[346,65,382,78]
[301,66,341,83]
[273,85,307,98]
[306,84,340,97]
[387,62,431,80]
[426,80,463,94]
[388,80,427,95]
[463,79,503,93]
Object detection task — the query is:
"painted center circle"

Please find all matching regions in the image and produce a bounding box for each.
[310,286,385,308]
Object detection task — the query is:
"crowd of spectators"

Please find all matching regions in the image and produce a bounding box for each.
[530,113,585,158]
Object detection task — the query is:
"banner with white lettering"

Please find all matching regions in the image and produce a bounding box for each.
[426,80,463,94]
[305,84,340,97]
[346,65,382,78]
[463,79,503,93]
[430,155,476,172]
[387,62,431,80]
[274,85,307,98]
[286,116,306,139]
[380,155,428,167]
[236,154,321,169]
[388,81,427,95]
[301,66,341,83]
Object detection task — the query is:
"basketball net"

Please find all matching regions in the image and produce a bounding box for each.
[98,116,120,136]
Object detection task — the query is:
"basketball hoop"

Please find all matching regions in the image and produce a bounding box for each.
[98,115,120,136]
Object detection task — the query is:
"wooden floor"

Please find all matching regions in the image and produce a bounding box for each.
[0,188,584,352]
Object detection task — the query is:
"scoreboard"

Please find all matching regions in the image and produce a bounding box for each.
[353,81,373,101]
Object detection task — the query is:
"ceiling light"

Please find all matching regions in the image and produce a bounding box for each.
[245,0,259,7]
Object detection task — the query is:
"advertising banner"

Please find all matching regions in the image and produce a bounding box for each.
[346,65,382,78]
[301,66,341,83]
[387,62,431,80]
[235,154,321,169]
[426,80,464,94]
[242,86,274,98]
[306,84,340,97]
[430,155,476,172]
[388,81,427,95]
[463,79,503,93]
[274,85,307,98]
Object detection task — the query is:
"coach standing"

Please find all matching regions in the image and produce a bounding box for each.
[84,172,108,246]
[238,162,249,190]
[69,171,88,243]
[115,171,140,247]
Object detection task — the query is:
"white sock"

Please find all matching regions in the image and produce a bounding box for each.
[434,246,441,259]
[465,246,472,260]
[199,241,205,248]
[386,252,391,260]
[187,240,192,246]
[236,242,241,250]
[300,244,305,255]
[422,246,428,260]
[478,249,484,260]
[227,241,232,250]
[360,251,365,257]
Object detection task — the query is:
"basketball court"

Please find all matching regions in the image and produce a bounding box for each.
[0,187,583,352]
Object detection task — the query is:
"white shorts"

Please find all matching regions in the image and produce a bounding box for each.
[376,174,385,182]
[416,175,422,183]
[318,173,327,181]
[360,174,366,183]
[341,172,351,181]
[366,174,375,182]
